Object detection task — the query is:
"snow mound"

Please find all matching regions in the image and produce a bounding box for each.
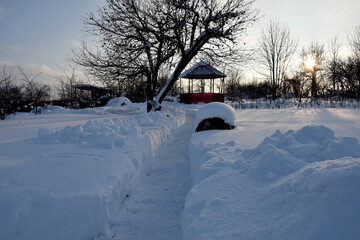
[193,102,236,132]
[264,157,360,240]
[106,96,132,107]
[243,125,360,181]
[184,125,360,240]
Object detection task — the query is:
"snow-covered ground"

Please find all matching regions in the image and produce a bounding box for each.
[0,101,187,240]
[1,102,360,239]
[185,108,360,240]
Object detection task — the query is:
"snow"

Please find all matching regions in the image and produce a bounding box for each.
[109,110,194,239]
[0,104,186,240]
[184,108,360,240]
[106,97,132,107]
[1,103,360,240]
[193,102,236,131]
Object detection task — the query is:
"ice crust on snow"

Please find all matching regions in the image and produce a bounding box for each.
[184,125,360,240]
[193,102,236,131]
[0,106,186,240]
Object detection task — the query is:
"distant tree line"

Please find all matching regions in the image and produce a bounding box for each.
[226,21,360,101]
[0,67,50,120]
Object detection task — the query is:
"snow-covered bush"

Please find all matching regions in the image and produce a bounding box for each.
[193,102,235,132]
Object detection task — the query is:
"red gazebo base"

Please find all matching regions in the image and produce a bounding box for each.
[180,93,224,104]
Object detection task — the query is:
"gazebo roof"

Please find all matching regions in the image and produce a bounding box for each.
[179,61,226,79]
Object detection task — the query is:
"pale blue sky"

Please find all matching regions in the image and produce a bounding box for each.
[0,0,100,70]
[0,0,359,84]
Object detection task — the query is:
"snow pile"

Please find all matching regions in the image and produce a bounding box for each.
[184,125,360,240]
[0,106,185,240]
[193,102,235,132]
[106,96,132,107]
[244,125,360,181]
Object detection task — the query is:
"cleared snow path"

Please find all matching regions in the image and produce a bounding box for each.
[110,111,195,240]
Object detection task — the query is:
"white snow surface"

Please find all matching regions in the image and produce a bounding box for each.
[1,104,360,240]
[106,96,132,107]
[193,102,236,131]
[184,108,360,240]
[0,103,186,240]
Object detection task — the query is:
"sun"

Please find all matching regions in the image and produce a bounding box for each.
[304,55,316,70]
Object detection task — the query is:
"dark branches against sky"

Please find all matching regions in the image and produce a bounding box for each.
[72,0,258,111]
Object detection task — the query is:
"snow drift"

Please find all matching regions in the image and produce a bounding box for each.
[0,106,185,240]
[184,125,360,240]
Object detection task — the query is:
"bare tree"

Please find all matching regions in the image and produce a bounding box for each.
[0,67,22,119]
[326,37,342,96]
[73,0,178,111]
[301,41,325,98]
[18,67,50,114]
[255,20,298,98]
[73,0,258,112]
[54,66,94,107]
[155,0,258,110]
[339,56,360,99]
[225,68,244,102]
[348,23,360,58]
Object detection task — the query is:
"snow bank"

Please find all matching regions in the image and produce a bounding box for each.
[184,125,360,240]
[193,102,235,132]
[0,106,185,240]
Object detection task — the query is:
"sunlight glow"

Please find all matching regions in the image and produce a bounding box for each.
[304,55,316,70]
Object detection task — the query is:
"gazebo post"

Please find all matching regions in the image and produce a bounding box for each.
[212,79,215,93]
[188,78,190,93]
[222,77,225,94]
[191,79,193,93]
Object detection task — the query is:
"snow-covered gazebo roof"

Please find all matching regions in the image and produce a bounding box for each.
[72,84,109,91]
[179,61,226,79]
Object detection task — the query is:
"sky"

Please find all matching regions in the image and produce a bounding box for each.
[0,0,359,88]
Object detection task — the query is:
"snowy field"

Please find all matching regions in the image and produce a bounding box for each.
[0,100,360,239]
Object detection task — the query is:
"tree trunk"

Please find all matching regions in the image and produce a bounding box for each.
[146,73,153,113]
[311,70,317,98]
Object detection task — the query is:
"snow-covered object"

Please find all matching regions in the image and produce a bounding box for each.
[106,96,132,107]
[184,125,360,240]
[0,106,185,240]
[193,102,235,132]
[179,61,226,79]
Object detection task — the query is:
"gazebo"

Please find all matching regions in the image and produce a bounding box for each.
[178,61,226,104]
[72,84,112,100]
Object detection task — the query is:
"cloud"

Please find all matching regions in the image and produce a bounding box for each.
[0,59,13,67]
[0,59,60,87]
[26,63,60,77]
[0,44,23,53]
[10,45,22,53]
[69,39,82,50]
